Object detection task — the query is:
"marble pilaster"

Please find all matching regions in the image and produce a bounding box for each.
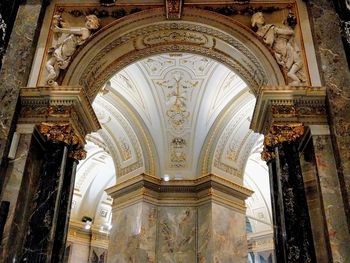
[307,0,350,230]
[52,157,78,263]
[108,202,157,263]
[0,127,44,262]
[0,86,100,262]
[300,125,350,263]
[251,85,331,262]
[106,174,252,263]
[20,141,68,262]
[273,141,316,262]
[0,0,46,172]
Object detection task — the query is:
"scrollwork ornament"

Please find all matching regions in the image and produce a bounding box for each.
[39,122,81,146]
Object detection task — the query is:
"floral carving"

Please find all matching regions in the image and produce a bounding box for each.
[39,122,81,146]
[264,123,304,148]
[68,148,87,160]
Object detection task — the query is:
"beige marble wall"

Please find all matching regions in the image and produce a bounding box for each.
[0,134,32,260]
[212,203,247,263]
[69,243,90,263]
[157,206,196,263]
[311,134,350,262]
[108,202,157,263]
[197,203,212,263]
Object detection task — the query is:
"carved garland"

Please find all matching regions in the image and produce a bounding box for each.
[39,122,87,160]
[261,123,304,162]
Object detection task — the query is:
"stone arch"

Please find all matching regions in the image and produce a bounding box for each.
[62,7,285,101]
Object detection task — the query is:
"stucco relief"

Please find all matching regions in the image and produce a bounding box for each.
[251,11,306,86]
[180,56,213,75]
[142,56,176,76]
[46,14,100,86]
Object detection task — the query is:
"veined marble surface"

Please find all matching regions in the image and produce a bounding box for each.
[158,206,196,263]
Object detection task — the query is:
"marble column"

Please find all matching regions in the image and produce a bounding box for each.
[0,125,45,262]
[51,156,79,263]
[300,125,350,263]
[0,0,47,173]
[20,140,68,262]
[106,174,253,263]
[0,86,100,262]
[263,124,316,263]
[307,0,350,230]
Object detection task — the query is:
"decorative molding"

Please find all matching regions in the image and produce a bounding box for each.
[19,86,101,144]
[261,123,304,162]
[39,122,81,145]
[68,148,88,160]
[264,123,304,147]
[250,86,327,135]
[106,173,253,210]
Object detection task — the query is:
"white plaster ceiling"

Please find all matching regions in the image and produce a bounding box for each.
[106,53,251,179]
[72,53,272,229]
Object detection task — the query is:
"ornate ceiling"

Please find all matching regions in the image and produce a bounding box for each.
[102,53,254,179]
[71,53,270,227]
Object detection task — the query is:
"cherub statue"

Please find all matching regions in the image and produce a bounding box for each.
[46,14,100,86]
[251,12,305,86]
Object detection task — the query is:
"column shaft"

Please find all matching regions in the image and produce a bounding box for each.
[270,142,316,263]
[20,141,68,262]
[52,157,78,263]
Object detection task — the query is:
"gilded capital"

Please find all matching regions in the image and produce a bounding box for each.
[68,148,87,160]
[39,122,82,146]
[264,123,304,148]
[261,146,276,162]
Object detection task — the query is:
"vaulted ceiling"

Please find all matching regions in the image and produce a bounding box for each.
[70,53,270,232]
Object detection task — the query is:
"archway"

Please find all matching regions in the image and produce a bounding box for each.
[58,7,285,263]
[61,7,285,100]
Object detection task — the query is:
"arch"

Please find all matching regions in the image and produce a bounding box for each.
[62,7,285,101]
[198,89,256,178]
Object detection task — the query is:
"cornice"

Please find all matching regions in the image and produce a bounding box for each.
[19,86,101,143]
[106,173,253,210]
[250,85,327,135]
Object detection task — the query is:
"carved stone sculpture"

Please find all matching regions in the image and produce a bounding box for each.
[251,12,305,86]
[46,14,100,86]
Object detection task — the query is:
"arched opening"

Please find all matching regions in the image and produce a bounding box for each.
[67,51,275,262]
[37,6,287,263]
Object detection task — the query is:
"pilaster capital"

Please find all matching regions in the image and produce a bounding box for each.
[250,85,326,135]
[261,123,304,162]
[39,122,80,146]
[19,86,101,160]
[19,85,101,142]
